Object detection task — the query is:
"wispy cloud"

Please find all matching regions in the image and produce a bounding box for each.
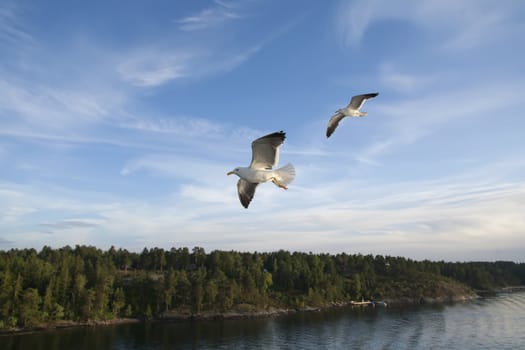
[378,63,436,93]
[336,0,522,49]
[117,45,261,87]
[353,79,525,165]
[174,0,244,31]
[118,0,266,87]
[0,6,131,141]
[0,3,33,46]
[116,49,192,87]
[0,77,126,133]
[353,140,392,166]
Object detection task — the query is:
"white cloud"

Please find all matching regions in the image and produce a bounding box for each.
[254,176,525,260]
[2,160,524,260]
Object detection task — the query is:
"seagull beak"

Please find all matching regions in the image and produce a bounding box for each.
[227,171,234,176]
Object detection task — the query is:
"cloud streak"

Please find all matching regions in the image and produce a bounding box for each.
[39,219,101,231]
[174,0,243,31]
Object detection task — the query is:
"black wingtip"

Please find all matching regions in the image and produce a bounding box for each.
[326,125,336,138]
[239,195,251,208]
[260,130,286,141]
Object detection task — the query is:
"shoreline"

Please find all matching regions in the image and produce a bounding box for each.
[0,292,483,335]
[0,318,141,336]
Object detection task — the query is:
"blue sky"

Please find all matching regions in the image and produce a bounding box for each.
[1,0,524,261]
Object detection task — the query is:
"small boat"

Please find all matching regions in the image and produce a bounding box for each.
[349,300,388,307]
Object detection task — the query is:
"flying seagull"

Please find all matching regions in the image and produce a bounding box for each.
[326,92,379,138]
[227,131,295,208]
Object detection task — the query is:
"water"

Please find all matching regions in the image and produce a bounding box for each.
[2,292,524,349]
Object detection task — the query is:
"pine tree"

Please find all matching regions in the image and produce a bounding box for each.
[19,288,41,327]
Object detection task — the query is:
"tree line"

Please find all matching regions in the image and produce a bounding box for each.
[1,245,524,329]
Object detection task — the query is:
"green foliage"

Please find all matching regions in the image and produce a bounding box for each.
[0,245,524,330]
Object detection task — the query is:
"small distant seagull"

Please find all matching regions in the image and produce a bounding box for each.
[326,92,379,138]
[227,131,295,208]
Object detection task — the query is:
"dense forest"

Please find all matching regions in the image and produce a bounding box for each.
[1,245,524,330]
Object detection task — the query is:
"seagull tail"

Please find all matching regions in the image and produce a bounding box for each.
[275,163,296,186]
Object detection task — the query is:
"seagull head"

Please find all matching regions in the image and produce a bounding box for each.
[227,167,240,176]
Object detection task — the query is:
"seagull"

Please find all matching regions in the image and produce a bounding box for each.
[326,92,379,138]
[227,131,295,208]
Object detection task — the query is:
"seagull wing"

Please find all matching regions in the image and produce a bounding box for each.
[237,179,259,208]
[348,92,379,110]
[326,111,345,138]
[250,131,286,169]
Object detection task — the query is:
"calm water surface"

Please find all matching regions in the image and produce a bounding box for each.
[2,292,524,349]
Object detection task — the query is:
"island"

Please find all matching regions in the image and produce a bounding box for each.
[1,246,523,333]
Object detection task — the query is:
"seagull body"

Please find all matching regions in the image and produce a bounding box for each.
[227,131,295,208]
[326,92,379,138]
